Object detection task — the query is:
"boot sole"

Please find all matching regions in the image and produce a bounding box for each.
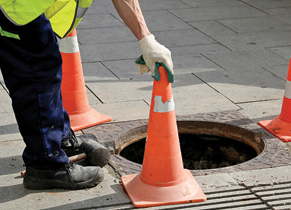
[23,170,104,190]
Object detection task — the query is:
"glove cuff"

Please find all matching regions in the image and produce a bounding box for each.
[138,34,155,49]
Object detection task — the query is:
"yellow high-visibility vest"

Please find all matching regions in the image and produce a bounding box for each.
[0,0,92,38]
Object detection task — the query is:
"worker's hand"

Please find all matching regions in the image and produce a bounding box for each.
[136,34,174,82]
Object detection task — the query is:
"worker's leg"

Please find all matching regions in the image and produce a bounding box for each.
[0,11,70,165]
[0,11,104,189]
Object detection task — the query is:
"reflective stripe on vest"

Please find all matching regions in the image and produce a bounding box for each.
[0,25,20,40]
[45,0,93,38]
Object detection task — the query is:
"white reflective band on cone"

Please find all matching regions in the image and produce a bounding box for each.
[153,95,175,113]
[59,36,79,53]
[284,80,291,99]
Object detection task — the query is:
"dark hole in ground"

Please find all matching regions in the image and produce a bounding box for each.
[120,133,257,170]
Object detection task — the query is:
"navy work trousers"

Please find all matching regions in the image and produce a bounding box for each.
[0,11,70,165]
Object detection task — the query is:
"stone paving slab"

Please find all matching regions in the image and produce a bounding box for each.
[172,54,225,74]
[263,7,291,15]
[143,10,193,32]
[0,113,21,142]
[203,49,288,69]
[77,13,124,29]
[91,100,150,122]
[79,41,141,62]
[101,59,153,81]
[86,79,153,104]
[139,0,190,10]
[193,65,285,103]
[169,4,267,22]
[240,0,291,9]
[188,20,237,36]
[261,64,289,81]
[83,62,119,81]
[238,99,282,123]
[229,165,291,186]
[170,43,231,56]
[154,29,217,48]
[77,27,136,45]
[0,89,13,113]
[181,0,246,7]
[266,46,291,60]
[217,16,291,33]
[210,31,291,51]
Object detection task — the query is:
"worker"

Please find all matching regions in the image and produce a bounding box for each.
[0,0,173,190]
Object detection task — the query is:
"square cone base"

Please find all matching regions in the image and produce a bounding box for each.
[69,108,112,132]
[258,119,291,142]
[121,169,206,208]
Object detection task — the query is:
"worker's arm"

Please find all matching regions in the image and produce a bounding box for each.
[111,0,150,40]
[112,0,174,81]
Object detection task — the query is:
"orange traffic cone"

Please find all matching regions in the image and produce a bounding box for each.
[258,59,291,142]
[60,29,112,131]
[121,66,206,207]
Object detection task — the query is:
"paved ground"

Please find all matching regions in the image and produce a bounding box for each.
[1,0,291,209]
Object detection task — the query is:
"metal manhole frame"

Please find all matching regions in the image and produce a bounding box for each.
[83,110,291,176]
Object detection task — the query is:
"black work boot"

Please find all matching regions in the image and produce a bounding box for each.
[61,130,98,157]
[23,161,104,190]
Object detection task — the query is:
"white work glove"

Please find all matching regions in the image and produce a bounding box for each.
[136,34,174,82]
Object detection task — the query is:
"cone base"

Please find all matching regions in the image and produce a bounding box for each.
[69,108,112,131]
[121,169,206,208]
[258,117,291,142]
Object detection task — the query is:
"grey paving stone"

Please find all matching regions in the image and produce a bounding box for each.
[79,41,141,62]
[169,5,267,22]
[102,59,153,81]
[77,27,136,45]
[0,171,130,210]
[77,14,124,29]
[86,87,101,105]
[181,0,246,7]
[83,62,119,81]
[86,79,153,103]
[261,64,289,81]
[172,54,225,74]
[238,99,283,123]
[263,7,291,15]
[0,89,13,113]
[194,65,286,103]
[266,46,291,60]
[218,16,291,33]
[154,29,216,48]
[156,73,239,116]
[240,0,291,9]
[210,31,291,51]
[0,113,21,142]
[194,173,238,190]
[188,20,237,36]
[139,0,190,10]
[229,165,291,186]
[0,140,25,175]
[142,10,193,32]
[271,13,291,26]
[203,49,288,70]
[91,100,150,122]
[86,0,118,15]
[170,43,231,56]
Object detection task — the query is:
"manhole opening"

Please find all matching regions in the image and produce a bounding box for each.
[115,121,265,170]
[120,134,258,170]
